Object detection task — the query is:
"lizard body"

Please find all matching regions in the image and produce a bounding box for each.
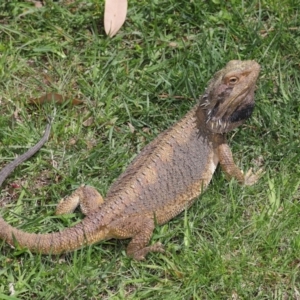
[0,60,260,260]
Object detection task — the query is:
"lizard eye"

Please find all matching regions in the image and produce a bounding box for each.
[228,76,238,85]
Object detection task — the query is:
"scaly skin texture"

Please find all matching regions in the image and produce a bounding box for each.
[0,60,261,260]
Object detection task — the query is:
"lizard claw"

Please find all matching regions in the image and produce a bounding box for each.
[244,168,264,186]
[130,242,165,261]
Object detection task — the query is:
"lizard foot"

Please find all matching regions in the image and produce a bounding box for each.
[56,185,104,215]
[244,168,264,186]
[130,242,165,261]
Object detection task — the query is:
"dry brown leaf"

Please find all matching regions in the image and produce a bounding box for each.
[142,127,150,133]
[128,122,135,133]
[86,138,97,150]
[104,0,128,37]
[82,116,94,127]
[13,108,21,122]
[51,159,58,169]
[69,138,77,146]
[158,93,194,101]
[169,42,178,47]
[29,93,83,105]
[25,0,44,8]
[42,73,53,85]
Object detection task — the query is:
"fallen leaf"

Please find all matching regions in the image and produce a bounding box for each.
[128,122,135,133]
[13,108,21,122]
[9,283,15,296]
[83,116,94,127]
[10,183,21,189]
[51,159,58,169]
[158,93,193,100]
[29,93,83,105]
[42,73,53,85]
[104,0,128,37]
[86,138,97,150]
[142,127,150,133]
[169,42,178,47]
[25,0,44,8]
[69,138,77,145]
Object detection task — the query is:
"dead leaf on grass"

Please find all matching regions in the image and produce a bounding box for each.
[69,138,77,146]
[13,108,21,122]
[128,122,135,133]
[82,116,94,127]
[29,93,83,105]
[25,0,44,8]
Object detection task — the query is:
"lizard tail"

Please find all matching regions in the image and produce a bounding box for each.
[0,214,108,254]
[0,121,108,253]
[0,123,52,187]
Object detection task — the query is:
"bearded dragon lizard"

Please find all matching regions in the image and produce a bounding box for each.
[0,60,261,260]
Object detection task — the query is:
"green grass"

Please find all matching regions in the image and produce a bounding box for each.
[1,0,300,299]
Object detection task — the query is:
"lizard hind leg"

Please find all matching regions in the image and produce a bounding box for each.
[55,185,104,216]
[128,240,165,261]
[108,215,165,260]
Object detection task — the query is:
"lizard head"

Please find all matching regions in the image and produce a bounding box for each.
[199,60,260,133]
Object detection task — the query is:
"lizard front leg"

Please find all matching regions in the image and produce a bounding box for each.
[55,185,104,215]
[218,143,262,186]
[107,214,164,260]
